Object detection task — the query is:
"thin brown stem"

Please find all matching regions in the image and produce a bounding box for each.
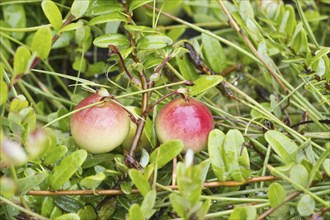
[108,44,141,86]
[256,191,301,220]
[143,90,178,115]
[217,0,288,94]
[27,176,278,196]
[128,70,148,163]
[220,63,242,77]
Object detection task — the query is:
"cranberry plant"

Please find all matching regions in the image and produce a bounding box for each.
[0,0,329,219]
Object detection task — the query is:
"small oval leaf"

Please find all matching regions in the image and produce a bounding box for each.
[323,159,330,176]
[88,12,127,26]
[31,27,52,59]
[71,0,90,18]
[268,182,286,208]
[201,33,226,73]
[58,22,83,33]
[49,149,87,190]
[208,129,227,181]
[93,33,129,48]
[43,145,68,165]
[128,169,150,197]
[80,172,106,190]
[189,75,223,96]
[137,35,173,50]
[223,129,246,181]
[229,206,257,220]
[54,196,83,213]
[124,24,156,33]
[55,213,80,220]
[297,194,315,217]
[265,130,298,165]
[290,164,309,188]
[150,140,184,169]
[3,4,26,40]
[42,0,63,31]
[128,204,144,220]
[18,173,48,195]
[14,46,31,75]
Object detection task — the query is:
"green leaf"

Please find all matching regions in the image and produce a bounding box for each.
[55,213,80,220]
[176,54,199,80]
[49,150,87,190]
[170,193,188,218]
[323,159,330,175]
[265,130,298,165]
[279,5,296,36]
[97,199,116,220]
[0,81,8,106]
[88,12,127,26]
[200,159,211,182]
[43,145,68,165]
[150,140,184,169]
[289,22,308,53]
[77,206,97,220]
[128,169,150,196]
[53,31,74,49]
[309,48,330,67]
[297,195,315,216]
[72,57,88,72]
[268,182,286,207]
[144,116,157,148]
[239,0,255,21]
[124,24,156,33]
[120,181,132,194]
[229,206,257,220]
[141,190,156,219]
[80,172,106,190]
[82,153,115,169]
[195,199,211,219]
[201,33,226,73]
[71,0,90,18]
[290,164,309,188]
[208,129,227,181]
[168,27,186,41]
[307,149,330,185]
[128,204,144,220]
[86,61,106,76]
[129,0,153,11]
[50,207,62,219]
[41,197,55,217]
[54,196,83,213]
[176,162,203,204]
[42,0,63,31]
[85,2,123,16]
[75,26,91,46]
[13,46,31,76]
[223,129,246,181]
[17,173,48,195]
[93,33,129,48]
[189,75,223,96]
[0,64,7,106]
[58,22,83,33]
[2,4,26,40]
[137,35,173,50]
[31,27,52,59]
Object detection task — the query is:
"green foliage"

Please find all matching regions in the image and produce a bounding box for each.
[0,0,329,219]
[41,0,62,31]
[49,150,87,190]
